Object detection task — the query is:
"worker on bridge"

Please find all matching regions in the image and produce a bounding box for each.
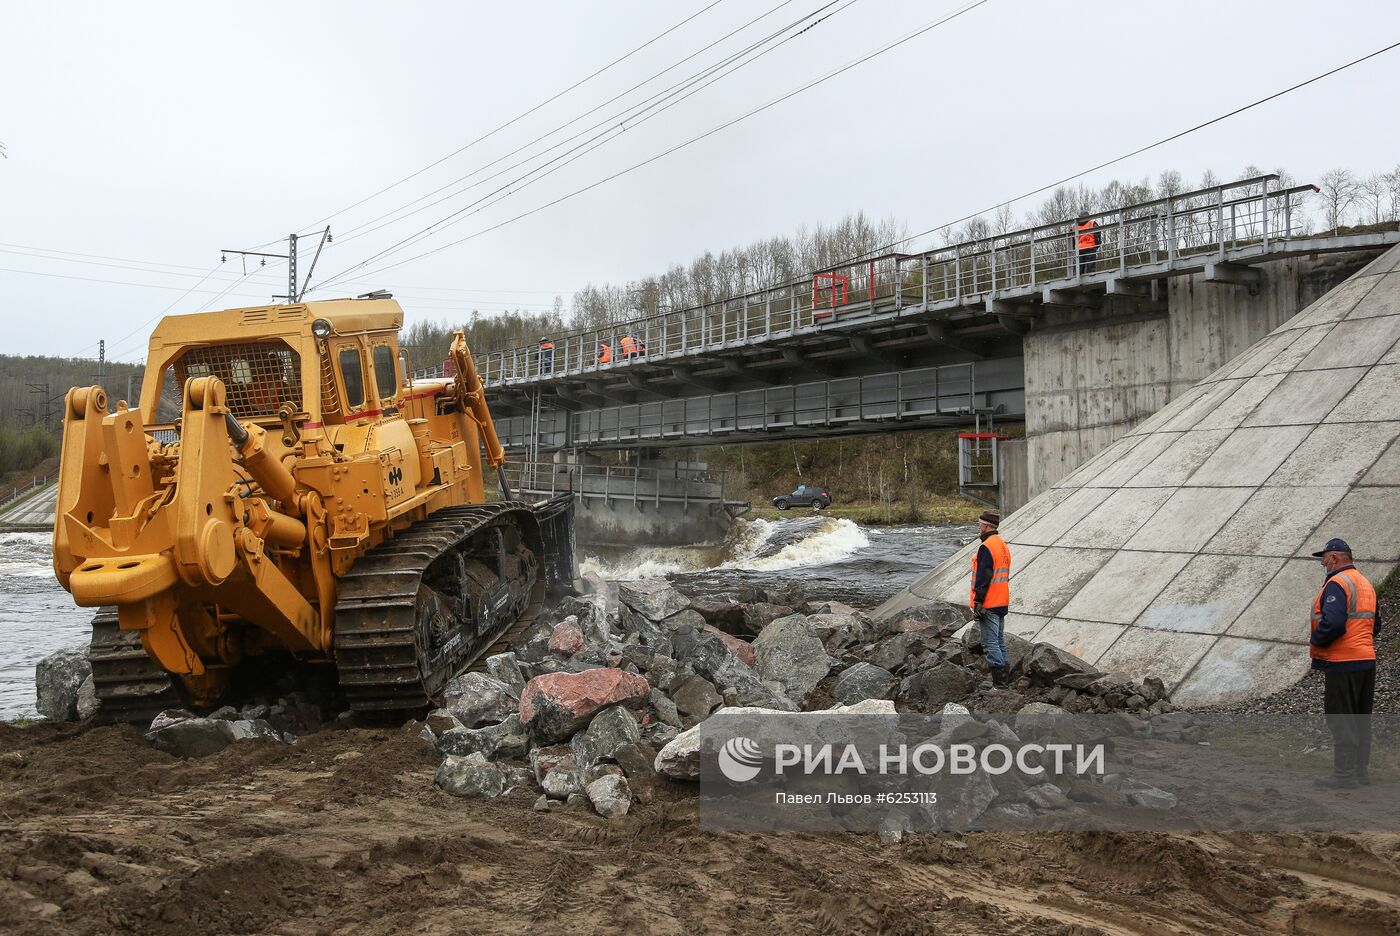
[597,340,612,365]
[969,510,1012,687]
[538,337,554,375]
[1308,537,1381,789]
[1076,214,1099,276]
[620,334,645,359]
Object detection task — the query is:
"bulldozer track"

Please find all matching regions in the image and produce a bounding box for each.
[88,609,182,725]
[333,501,545,715]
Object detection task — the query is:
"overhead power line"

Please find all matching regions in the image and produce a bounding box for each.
[283,0,729,240]
[313,0,864,292]
[316,0,992,288]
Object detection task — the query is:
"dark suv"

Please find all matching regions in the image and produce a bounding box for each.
[772,484,832,510]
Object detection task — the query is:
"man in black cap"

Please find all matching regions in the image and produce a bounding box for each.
[970,511,1012,687]
[1308,537,1381,788]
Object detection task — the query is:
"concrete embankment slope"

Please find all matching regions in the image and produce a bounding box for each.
[877,244,1400,706]
[0,484,57,531]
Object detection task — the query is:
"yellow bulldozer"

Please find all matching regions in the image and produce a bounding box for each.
[51,296,574,721]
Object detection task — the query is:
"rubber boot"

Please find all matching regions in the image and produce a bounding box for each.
[991,666,1010,688]
[1315,744,1358,789]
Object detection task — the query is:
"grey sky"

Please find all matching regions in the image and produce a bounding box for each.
[3,0,1399,361]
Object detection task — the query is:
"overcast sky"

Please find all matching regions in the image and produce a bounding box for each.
[3,0,1399,361]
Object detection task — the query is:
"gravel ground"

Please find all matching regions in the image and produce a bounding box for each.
[1207,572,1398,717]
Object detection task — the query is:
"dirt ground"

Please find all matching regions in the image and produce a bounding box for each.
[1,722,1398,936]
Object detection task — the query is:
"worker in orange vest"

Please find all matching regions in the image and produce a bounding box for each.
[1309,537,1381,788]
[538,337,554,374]
[1076,214,1099,276]
[970,510,1012,687]
[597,340,612,364]
[619,335,638,358]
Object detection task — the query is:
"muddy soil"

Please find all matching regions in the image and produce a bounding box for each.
[1,722,1397,935]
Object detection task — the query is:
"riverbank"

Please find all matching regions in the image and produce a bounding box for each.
[743,495,982,526]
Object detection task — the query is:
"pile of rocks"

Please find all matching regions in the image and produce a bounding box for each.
[420,579,1181,821]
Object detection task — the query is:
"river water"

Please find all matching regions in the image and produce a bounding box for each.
[0,518,973,719]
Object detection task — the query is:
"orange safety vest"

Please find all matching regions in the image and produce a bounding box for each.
[970,533,1012,608]
[1310,567,1377,664]
[620,336,637,356]
[1077,220,1098,250]
[539,340,554,351]
[597,342,612,364]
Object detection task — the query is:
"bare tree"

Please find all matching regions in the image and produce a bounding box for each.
[1318,168,1359,231]
[1357,173,1389,226]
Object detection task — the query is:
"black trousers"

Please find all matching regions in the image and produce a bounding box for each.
[1323,668,1375,775]
[1077,246,1098,275]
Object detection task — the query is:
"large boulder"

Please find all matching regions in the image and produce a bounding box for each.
[548,617,586,656]
[1024,644,1099,685]
[442,672,519,727]
[741,603,796,636]
[35,646,92,722]
[144,711,286,759]
[670,674,722,722]
[485,652,527,695]
[686,634,796,711]
[654,700,896,780]
[572,705,642,767]
[752,617,830,704]
[519,668,651,743]
[436,752,534,799]
[703,625,755,667]
[802,613,868,650]
[867,631,943,673]
[833,662,897,705]
[585,774,632,819]
[437,713,530,761]
[689,596,746,630]
[618,579,690,621]
[899,661,979,707]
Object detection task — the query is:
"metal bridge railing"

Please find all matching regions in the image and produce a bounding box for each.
[503,461,731,509]
[462,175,1314,388]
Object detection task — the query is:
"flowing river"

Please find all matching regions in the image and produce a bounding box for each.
[0,518,973,719]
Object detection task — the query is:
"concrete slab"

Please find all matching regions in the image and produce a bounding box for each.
[1281,275,1379,330]
[1227,558,1326,643]
[1090,432,1181,488]
[1303,487,1400,562]
[1271,421,1400,486]
[907,539,979,603]
[1058,550,1193,625]
[1193,373,1287,430]
[1093,628,1216,691]
[1344,270,1400,318]
[1053,438,1148,488]
[1000,488,1072,537]
[1258,325,1331,374]
[1216,329,1307,381]
[1005,613,1049,640]
[1123,487,1252,553]
[1124,429,1231,487]
[1059,487,1175,548]
[1137,554,1284,634]
[1015,488,1107,546]
[1007,547,1117,617]
[1354,244,1400,277]
[1184,424,1311,486]
[1384,339,1400,365]
[1157,380,1245,432]
[1360,437,1400,486]
[1204,486,1349,558]
[1326,365,1400,423]
[1297,315,1400,370]
[1005,544,1046,581]
[1031,618,1126,666]
[1170,637,1310,707]
[1241,367,1367,427]
[1123,386,1209,438]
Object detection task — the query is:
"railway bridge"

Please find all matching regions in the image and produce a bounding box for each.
[434,175,1396,511]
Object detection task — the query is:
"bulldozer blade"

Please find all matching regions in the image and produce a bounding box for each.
[531,493,577,598]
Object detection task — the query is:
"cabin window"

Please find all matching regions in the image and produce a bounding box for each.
[339,347,365,410]
[372,344,397,402]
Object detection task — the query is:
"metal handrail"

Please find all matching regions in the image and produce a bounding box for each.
[455,175,1314,387]
[502,461,731,505]
[0,474,51,510]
